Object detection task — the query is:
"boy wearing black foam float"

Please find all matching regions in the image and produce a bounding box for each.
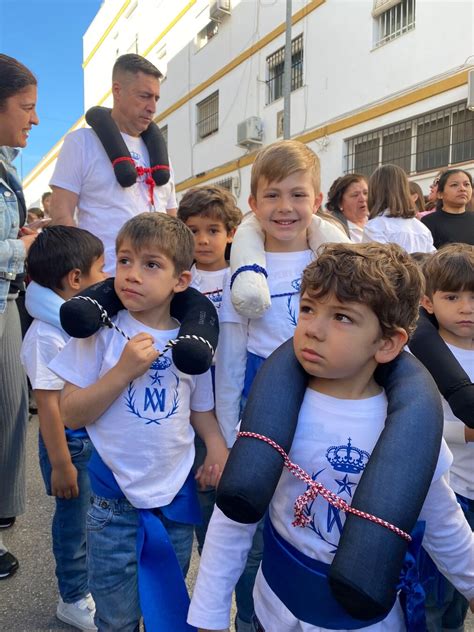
[189,242,474,632]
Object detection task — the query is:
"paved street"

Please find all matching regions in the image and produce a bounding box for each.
[0,416,472,631]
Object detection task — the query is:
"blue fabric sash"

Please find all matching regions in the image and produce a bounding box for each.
[262,518,427,630]
[243,351,265,399]
[261,518,387,629]
[88,450,198,632]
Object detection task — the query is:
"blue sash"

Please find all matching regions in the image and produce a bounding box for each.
[88,450,199,632]
[243,351,265,399]
[262,518,427,630]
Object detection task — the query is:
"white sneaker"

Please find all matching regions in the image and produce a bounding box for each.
[56,594,97,631]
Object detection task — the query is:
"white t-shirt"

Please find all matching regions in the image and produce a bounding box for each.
[441,343,474,500]
[347,220,365,243]
[188,388,474,632]
[190,264,228,313]
[49,310,214,508]
[50,128,177,274]
[20,318,69,391]
[362,215,436,254]
[219,250,313,359]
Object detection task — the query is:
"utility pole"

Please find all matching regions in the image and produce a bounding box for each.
[282,0,292,139]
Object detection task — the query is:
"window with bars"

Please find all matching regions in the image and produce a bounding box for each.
[373,0,415,48]
[196,91,219,141]
[345,101,474,177]
[160,124,168,148]
[266,34,303,104]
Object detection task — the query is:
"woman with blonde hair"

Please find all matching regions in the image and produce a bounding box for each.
[362,164,435,253]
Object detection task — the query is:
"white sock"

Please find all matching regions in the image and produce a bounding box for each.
[0,533,8,555]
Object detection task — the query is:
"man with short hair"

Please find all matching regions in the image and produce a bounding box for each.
[49,54,176,274]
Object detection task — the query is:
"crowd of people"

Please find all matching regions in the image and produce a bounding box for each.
[0,51,473,632]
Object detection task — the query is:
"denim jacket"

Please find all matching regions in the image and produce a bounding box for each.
[0,146,26,313]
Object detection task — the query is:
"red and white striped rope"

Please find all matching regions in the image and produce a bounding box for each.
[237,431,411,542]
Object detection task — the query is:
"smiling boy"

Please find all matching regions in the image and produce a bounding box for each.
[189,242,474,632]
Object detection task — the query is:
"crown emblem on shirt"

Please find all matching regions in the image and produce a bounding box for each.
[150,356,172,371]
[326,438,370,474]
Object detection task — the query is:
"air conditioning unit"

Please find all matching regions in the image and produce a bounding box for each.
[237,117,263,148]
[210,0,231,21]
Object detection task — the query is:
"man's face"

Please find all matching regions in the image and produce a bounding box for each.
[112,71,160,137]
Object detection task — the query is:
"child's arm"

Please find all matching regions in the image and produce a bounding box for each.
[214,321,248,447]
[190,410,229,488]
[188,507,258,630]
[61,332,159,428]
[36,389,78,499]
[420,473,474,601]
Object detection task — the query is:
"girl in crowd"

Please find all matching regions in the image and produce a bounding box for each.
[422,168,474,248]
[362,163,435,253]
[325,173,368,242]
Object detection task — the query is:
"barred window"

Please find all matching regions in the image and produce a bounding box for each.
[160,124,168,148]
[345,101,474,177]
[266,34,303,104]
[373,0,415,48]
[196,91,219,141]
[212,177,233,192]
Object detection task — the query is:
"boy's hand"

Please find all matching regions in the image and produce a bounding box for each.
[116,333,160,382]
[195,435,229,490]
[51,462,79,499]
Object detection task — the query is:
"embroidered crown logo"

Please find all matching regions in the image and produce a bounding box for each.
[326,438,369,474]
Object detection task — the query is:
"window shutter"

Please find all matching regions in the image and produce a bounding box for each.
[372,0,402,17]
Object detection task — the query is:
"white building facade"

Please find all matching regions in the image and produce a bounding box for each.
[23,0,474,210]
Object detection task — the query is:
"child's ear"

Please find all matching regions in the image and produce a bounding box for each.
[421,295,435,314]
[313,192,323,213]
[226,228,236,243]
[173,270,192,294]
[248,194,258,214]
[375,328,408,365]
[66,268,82,291]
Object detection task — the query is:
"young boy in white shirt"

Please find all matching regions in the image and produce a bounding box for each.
[49,213,228,632]
[178,184,242,314]
[214,140,345,631]
[20,226,106,631]
[178,184,242,553]
[188,242,474,632]
[420,243,474,632]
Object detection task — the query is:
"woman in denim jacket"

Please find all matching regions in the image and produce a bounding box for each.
[0,54,39,579]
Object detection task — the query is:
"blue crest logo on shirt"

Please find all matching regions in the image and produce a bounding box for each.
[326,438,369,474]
[130,150,141,161]
[291,278,302,291]
[124,355,180,425]
[206,290,223,306]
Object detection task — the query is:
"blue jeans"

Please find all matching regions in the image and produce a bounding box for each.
[38,432,93,603]
[86,494,194,631]
[425,495,474,632]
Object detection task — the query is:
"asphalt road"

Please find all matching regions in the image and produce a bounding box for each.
[0,417,472,631]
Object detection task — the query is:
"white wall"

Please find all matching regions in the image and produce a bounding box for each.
[24,0,474,210]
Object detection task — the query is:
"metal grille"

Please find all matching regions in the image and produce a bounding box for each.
[345,101,474,177]
[266,34,303,104]
[196,91,219,141]
[212,176,233,192]
[160,124,168,147]
[374,0,415,47]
